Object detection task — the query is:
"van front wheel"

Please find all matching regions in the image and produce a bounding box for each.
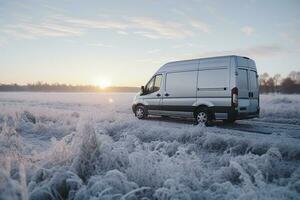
[135,105,147,119]
[195,108,210,125]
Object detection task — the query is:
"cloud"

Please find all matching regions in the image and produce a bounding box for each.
[281,31,300,44]
[129,17,194,39]
[190,44,283,58]
[145,44,284,68]
[133,31,161,39]
[0,38,8,47]
[64,17,127,30]
[1,8,212,42]
[1,15,128,40]
[117,30,128,35]
[4,21,83,39]
[241,26,255,36]
[170,8,211,33]
[147,49,160,54]
[205,5,234,25]
[87,42,113,48]
[173,43,195,49]
[189,19,210,33]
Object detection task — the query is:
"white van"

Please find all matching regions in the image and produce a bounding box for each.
[132,55,259,125]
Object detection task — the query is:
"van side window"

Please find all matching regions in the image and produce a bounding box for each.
[145,77,155,94]
[238,69,248,89]
[153,74,162,92]
[144,74,162,94]
[198,68,228,89]
[166,71,197,97]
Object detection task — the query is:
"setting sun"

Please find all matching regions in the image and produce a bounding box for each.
[97,79,111,89]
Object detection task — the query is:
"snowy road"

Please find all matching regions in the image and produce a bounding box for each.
[145,116,300,139]
[218,120,300,139]
[0,92,300,200]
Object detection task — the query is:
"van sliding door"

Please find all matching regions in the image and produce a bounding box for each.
[162,71,197,116]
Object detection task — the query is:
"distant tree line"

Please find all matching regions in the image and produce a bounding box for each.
[259,71,300,94]
[1,71,300,94]
[0,82,140,93]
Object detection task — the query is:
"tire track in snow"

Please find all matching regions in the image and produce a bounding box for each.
[221,120,300,139]
[145,116,300,140]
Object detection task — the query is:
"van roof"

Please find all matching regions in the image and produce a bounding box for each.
[156,55,256,73]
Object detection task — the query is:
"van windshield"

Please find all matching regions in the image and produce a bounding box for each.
[144,74,162,94]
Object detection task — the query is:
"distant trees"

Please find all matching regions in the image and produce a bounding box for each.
[0,83,140,93]
[0,71,299,94]
[259,73,275,93]
[259,71,300,94]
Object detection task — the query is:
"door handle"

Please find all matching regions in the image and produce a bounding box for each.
[249,92,253,98]
[156,93,161,97]
[164,93,169,97]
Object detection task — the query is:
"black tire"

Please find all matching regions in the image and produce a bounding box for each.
[135,105,147,119]
[194,108,210,126]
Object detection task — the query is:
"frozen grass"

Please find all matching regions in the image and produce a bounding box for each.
[0,92,299,200]
[259,94,300,124]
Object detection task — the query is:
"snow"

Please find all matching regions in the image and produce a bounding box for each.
[259,94,300,125]
[0,92,299,200]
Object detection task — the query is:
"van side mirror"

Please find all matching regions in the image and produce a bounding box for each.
[141,86,145,94]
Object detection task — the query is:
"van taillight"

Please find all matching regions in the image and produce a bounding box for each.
[231,87,238,108]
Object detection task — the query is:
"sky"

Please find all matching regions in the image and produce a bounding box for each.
[0,0,300,87]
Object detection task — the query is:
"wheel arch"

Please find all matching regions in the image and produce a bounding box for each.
[193,100,214,117]
[134,103,148,115]
[193,104,208,117]
[193,100,214,107]
[193,104,215,120]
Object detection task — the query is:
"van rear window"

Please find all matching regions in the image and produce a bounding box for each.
[238,69,248,89]
[249,70,258,90]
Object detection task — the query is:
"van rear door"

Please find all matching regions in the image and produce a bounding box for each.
[237,68,250,112]
[248,70,259,113]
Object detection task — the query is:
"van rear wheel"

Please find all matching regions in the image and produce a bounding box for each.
[135,105,147,119]
[194,108,210,126]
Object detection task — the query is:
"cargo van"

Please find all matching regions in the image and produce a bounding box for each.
[132,55,259,125]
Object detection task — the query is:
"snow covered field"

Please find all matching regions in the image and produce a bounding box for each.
[0,92,299,200]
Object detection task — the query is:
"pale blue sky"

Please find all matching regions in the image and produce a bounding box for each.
[0,0,299,86]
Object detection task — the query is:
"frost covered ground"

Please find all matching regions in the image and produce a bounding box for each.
[0,92,299,200]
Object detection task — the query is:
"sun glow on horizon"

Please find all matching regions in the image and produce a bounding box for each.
[96,79,111,89]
